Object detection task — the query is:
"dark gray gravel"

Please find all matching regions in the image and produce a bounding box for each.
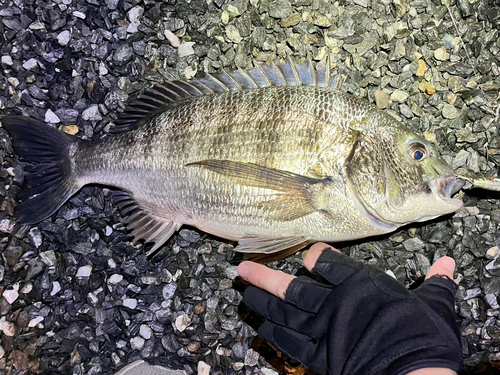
[0,0,499,374]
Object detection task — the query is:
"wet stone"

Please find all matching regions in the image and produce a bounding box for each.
[178,42,196,57]
[269,0,292,19]
[442,103,461,119]
[486,258,500,276]
[244,348,259,366]
[402,237,425,251]
[390,89,409,103]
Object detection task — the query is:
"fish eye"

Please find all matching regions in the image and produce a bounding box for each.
[408,143,427,161]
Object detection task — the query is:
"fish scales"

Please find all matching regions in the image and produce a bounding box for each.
[1,58,466,260]
[77,87,372,239]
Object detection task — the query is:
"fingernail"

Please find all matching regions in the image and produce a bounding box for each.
[301,250,308,260]
[238,263,249,281]
[442,257,456,275]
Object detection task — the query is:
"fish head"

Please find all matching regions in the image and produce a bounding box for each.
[346,111,464,227]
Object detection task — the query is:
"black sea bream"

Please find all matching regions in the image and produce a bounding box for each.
[1,58,465,260]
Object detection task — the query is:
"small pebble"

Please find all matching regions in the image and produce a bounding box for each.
[45,109,60,124]
[164,30,180,47]
[416,60,426,76]
[442,103,460,119]
[434,47,448,61]
[260,369,279,375]
[225,25,242,43]
[123,298,138,309]
[175,314,191,332]
[244,348,259,366]
[390,90,409,103]
[28,316,44,328]
[108,274,123,284]
[139,324,152,340]
[178,42,195,57]
[76,265,93,277]
[61,125,79,135]
[162,283,178,300]
[50,281,61,296]
[486,247,499,260]
[403,237,425,251]
[0,321,15,336]
[1,55,13,66]
[130,336,145,350]
[82,105,102,121]
[198,361,210,375]
[419,80,436,95]
[374,90,389,109]
[2,289,18,304]
[72,11,86,19]
[7,77,19,87]
[423,131,436,143]
[127,5,144,23]
[57,30,71,46]
[39,251,57,267]
[464,288,482,300]
[21,284,32,294]
[221,11,230,25]
[22,58,38,70]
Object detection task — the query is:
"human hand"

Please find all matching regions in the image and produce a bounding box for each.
[238,243,462,375]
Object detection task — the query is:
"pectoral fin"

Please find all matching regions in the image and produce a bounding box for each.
[187,160,331,221]
[186,160,325,191]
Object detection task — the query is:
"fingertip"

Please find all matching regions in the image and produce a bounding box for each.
[426,256,455,280]
[441,256,456,275]
[237,261,252,281]
[304,243,338,271]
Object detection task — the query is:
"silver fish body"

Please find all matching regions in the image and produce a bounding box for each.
[2,59,464,260]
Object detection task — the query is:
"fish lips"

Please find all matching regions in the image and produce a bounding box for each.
[365,176,465,226]
[428,176,465,210]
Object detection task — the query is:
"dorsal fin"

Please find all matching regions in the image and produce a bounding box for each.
[111,56,339,134]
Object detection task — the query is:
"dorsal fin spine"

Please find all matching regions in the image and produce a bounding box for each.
[220,69,243,90]
[255,65,272,87]
[178,81,204,96]
[167,81,193,97]
[308,59,317,87]
[325,55,331,87]
[271,60,287,86]
[237,68,259,89]
[192,77,215,94]
[289,58,301,86]
[206,74,230,92]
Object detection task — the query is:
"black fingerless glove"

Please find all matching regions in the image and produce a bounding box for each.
[243,248,462,375]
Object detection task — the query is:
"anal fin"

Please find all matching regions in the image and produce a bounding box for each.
[112,191,181,255]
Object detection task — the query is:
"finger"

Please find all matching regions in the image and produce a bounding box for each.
[411,276,460,340]
[285,277,331,313]
[306,244,363,286]
[258,321,322,373]
[303,243,340,271]
[238,261,295,300]
[425,256,455,280]
[244,285,315,331]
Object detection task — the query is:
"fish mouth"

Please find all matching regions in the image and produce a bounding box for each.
[428,176,465,209]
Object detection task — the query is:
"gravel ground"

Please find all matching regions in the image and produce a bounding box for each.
[0,0,499,374]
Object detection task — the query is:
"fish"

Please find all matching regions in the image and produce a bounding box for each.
[1,57,467,262]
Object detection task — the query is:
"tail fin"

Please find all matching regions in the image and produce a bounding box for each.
[1,116,80,224]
